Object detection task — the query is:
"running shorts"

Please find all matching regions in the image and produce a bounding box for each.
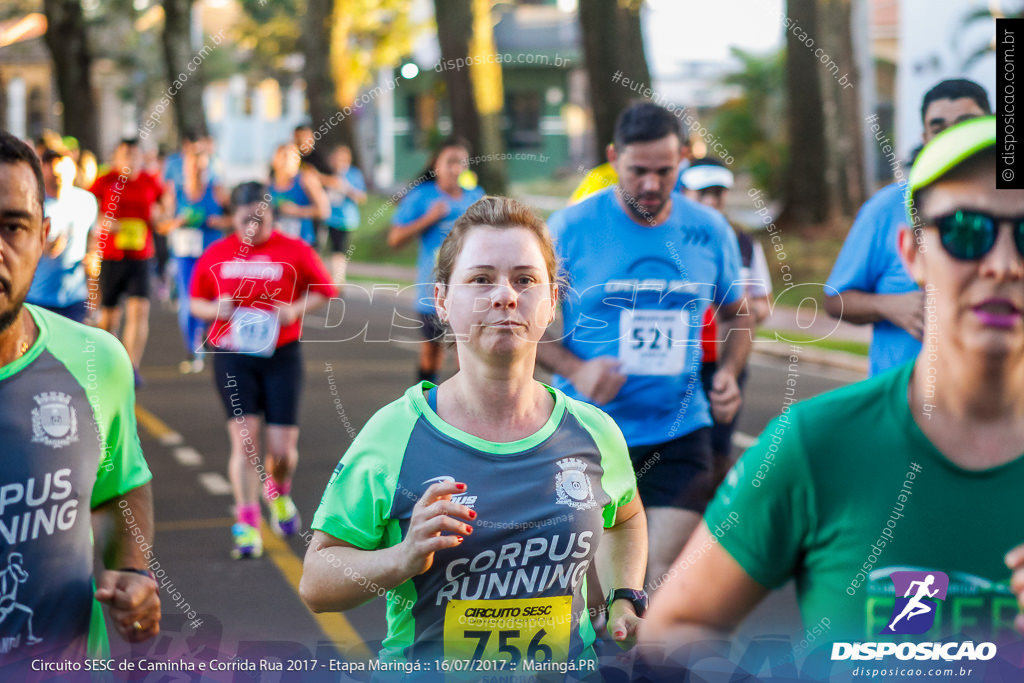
[99,258,151,307]
[627,427,712,511]
[327,229,351,254]
[211,341,303,426]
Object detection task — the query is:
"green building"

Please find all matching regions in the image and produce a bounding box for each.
[385,2,586,185]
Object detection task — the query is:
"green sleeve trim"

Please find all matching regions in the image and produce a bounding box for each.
[564,395,637,528]
[27,306,152,506]
[87,587,111,660]
[379,578,419,661]
[705,410,817,590]
[311,392,424,661]
[409,381,567,455]
[575,572,598,657]
[311,393,421,549]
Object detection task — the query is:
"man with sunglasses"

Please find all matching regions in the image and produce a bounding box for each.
[641,117,1024,660]
[825,79,990,375]
[190,182,337,560]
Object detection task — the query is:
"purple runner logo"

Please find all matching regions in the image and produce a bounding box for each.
[881,571,949,635]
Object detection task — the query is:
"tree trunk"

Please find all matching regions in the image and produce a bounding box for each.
[578,0,651,157]
[468,0,507,194]
[433,0,478,147]
[820,0,868,217]
[780,0,829,226]
[303,0,358,159]
[433,0,507,194]
[42,0,99,152]
[161,0,208,142]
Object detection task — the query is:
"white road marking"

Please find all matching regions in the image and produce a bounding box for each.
[159,432,184,446]
[173,446,203,466]
[198,472,233,496]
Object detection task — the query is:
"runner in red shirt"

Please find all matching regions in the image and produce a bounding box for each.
[90,138,170,384]
[190,181,338,559]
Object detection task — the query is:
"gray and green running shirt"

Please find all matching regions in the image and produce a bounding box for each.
[0,305,152,668]
[705,361,1024,643]
[312,382,637,664]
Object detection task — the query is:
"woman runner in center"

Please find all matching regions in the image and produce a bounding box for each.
[301,196,648,670]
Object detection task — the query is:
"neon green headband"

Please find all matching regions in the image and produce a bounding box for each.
[906,115,997,224]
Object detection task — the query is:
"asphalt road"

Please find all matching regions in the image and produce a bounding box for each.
[107,282,861,680]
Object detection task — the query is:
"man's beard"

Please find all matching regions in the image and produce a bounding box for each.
[0,301,23,339]
[619,189,666,223]
[0,281,25,337]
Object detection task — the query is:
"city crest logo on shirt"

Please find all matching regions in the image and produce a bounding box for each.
[880,570,949,635]
[30,392,79,448]
[554,458,596,510]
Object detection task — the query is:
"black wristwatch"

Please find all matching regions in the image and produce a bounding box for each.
[606,588,648,617]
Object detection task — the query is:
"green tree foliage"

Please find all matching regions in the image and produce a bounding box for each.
[235,0,304,77]
[712,47,787,197]
[960,2,1024,69]
[235,0,423,100]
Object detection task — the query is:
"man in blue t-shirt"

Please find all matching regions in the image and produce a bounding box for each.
[538,102,750,590]
[824,79,991,375]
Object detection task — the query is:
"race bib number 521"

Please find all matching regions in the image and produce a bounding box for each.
[443,596,572,665]
[618,309,687,375]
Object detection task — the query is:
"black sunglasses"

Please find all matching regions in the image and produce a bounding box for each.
[925,210,1024,261]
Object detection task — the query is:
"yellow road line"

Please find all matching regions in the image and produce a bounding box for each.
[260,521,373,659]
[135,404,178,440]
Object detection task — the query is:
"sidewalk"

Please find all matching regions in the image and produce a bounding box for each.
[346,262,870,375]
[759,301,870,375]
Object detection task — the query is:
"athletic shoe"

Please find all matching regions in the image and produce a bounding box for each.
[231,523,263,559]
[269,495,301,537]
[178,358,206,374]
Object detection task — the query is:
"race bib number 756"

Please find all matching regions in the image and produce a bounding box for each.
[443,596,572,665]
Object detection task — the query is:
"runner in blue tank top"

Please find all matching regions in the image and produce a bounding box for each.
[389,137,484,386]
[163,143,231,373]
[269,143,329,247]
